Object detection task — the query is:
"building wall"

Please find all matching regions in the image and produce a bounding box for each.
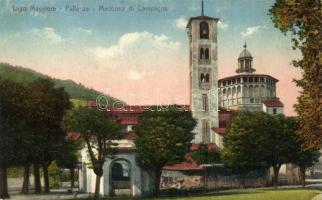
[161,167,269,190]
[79,148,104,195]
[215,133,223,148]
[262,105,283,115]
[218,75,277,111]
[189,19,219,144]
[79,141,153,197]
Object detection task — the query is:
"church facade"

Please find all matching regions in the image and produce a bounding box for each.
[78,2,290,197]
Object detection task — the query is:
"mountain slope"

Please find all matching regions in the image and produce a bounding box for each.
[0,63,119,103]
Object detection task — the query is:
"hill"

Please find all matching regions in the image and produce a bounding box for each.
[0,63,119,103]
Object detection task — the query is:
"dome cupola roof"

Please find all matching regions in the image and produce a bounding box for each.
[238,42,253,59]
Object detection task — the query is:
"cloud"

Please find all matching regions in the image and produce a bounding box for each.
[32,27,62,44]
[175,16,188,30]
[241,26,260,37]
[218,20,229,30]
[128,70,142,80]
[85,31,187,104]
[78,27,92,35]
[89,31,181,60]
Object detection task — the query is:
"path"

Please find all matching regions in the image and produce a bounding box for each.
[312,193,322,200]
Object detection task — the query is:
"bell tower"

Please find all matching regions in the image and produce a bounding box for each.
[186,0,219,144]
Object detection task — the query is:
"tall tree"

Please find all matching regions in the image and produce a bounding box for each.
[0,80,26,198]
[288,116,321,186]
[22,78,70,193]
[222,112,297,186]
[63,107,121,198]
[134,106,196,197]
[269,0,322,149]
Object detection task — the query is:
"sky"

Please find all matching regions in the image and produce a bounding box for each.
[0,0,301,116]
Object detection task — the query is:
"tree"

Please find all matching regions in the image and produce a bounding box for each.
[63,107,121,198]
[0,80,26,198]
[21,78,70,193]
[222,112,297,186]
[269,0,322,150]
[287,117,321,186]
[134,106,196,197]
[56,139,81,188]
[223,112,273,171]
[294,148,320,186]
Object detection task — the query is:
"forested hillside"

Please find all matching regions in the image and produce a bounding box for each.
[0,63,118,103]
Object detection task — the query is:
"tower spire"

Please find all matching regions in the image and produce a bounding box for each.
[201,0,204,16]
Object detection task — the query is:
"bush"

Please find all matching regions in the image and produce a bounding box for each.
[7,167,24,178]
[48,161,60,188]
[188,144,221,164]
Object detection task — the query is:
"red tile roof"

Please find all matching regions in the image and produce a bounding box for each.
[66,132,80,141]
[118,117,139,125]
[163,156,203,171]
[213,128,226,135]
[262,99,284,107]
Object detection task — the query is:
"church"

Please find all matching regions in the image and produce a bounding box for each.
[78,1,287,197]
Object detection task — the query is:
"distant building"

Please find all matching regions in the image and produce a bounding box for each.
[218,43,281,112]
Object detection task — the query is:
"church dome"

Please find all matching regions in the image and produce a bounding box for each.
[236,42,255,74]
[238,43,252,59]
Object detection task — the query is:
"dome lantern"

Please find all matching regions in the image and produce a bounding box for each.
[236,42,255,73]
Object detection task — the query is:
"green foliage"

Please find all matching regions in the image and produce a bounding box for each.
[222,112,298,172]
[63,107,122,174]
[22,78,71,166]
[188,144,221,164]
[64,106,122,197]
[48,161,60,189]
[0,79,26,168]
[269,0,322,149]
[134,106,197,169]
[134,106,196,196]
[0,62,119,103]
[56,139,81,171]
[7,167,24,178]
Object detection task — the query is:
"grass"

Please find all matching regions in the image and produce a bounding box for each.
[79,188,320,200]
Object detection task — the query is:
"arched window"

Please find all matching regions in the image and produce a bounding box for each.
[249,85,254,97]
[232,87,236,99]
[200,73,205,83]
[254,85,259,97]
[205,48,209,59]
[243,85,248,97]
[111,160,131,192]
[245,59,249,68]
[112,163,124,180]
[205,73,210,82]
[260,85,265,97]
[199,48,204,59]
[202,120,210,143]
[240,60,244,68]
[202,94,208,111]
[200,21,209,39]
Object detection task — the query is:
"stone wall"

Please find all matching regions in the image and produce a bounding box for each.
[204,166,268,189]
[161,170,203,190]
[161,166,269,190]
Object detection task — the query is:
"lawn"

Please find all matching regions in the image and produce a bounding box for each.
[80,188,320,200]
